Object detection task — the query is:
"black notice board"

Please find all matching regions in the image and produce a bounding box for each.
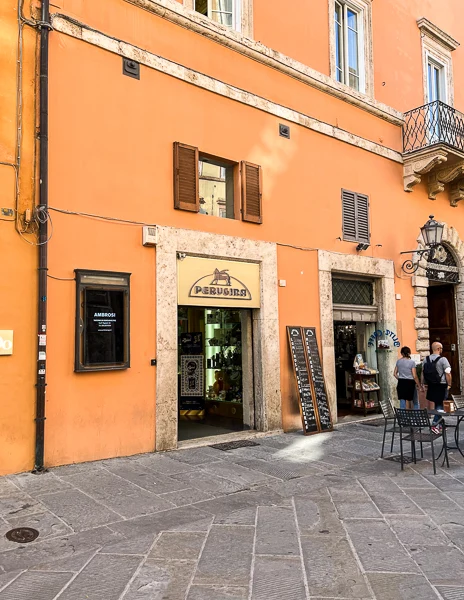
[287,327,318,434]
[303,327,333,432]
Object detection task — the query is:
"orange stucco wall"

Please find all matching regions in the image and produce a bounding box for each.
[0,1,38,475]
[2,0,464,473]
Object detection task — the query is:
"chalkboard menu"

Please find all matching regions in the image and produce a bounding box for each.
[287,326,333,435]
[287,327,318,434]
[303,327,333,432]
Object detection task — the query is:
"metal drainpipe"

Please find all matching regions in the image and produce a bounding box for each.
[34,0,50,472]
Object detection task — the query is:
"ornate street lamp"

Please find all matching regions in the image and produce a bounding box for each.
[400,215,444,275]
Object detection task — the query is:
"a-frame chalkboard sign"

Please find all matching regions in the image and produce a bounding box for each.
[287,326,333,435]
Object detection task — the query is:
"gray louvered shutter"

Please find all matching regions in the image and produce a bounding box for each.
[241,162,263,224]
[342,189,357,241]
[173,142,199,212]
[356,193,370,243]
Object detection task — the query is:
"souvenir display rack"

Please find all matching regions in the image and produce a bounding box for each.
[348,371,381,416]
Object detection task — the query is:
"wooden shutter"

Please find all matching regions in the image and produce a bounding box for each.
[342,189,370,243]
[173,142,199,212]
[241,161,262,224]
[342,189,357,241]
[356,193,370,243]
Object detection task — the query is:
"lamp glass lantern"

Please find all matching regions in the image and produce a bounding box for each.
[420,215,444,248]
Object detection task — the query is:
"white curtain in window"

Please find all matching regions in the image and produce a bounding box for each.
[210,0,234,27]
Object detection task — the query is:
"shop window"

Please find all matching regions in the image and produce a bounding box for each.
[173,142,262,223]
[332,278,373,305]
[75,270,130,372]
[341,189,370,243]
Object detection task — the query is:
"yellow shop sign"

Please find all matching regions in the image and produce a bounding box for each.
[177,256,260,308]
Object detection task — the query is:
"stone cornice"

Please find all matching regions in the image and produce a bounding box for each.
[123,0,404,126]
[417,17,459,51]
[50,14,403,164]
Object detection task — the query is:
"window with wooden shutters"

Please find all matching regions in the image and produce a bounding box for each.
[342,189,370,243]
[174,142,199,212]
[241,161,262,224]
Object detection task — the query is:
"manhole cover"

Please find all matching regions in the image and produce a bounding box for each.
[5,527,39,543]
[209,440,260,451]
[384,454,416,464]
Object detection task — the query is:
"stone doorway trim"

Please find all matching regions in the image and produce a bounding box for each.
[155,226,282,451]
[411,224,464,387]
[318,250,397,422]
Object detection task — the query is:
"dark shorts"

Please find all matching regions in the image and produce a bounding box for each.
[426,383,448,405]
[397,378,416,401]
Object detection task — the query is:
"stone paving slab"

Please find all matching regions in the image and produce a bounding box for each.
[251,556,307,600]
[38,488,121,530]
[366,572,439,600]
[194,525,254,586]
[0,422,463,599]
[187,584,249,599]
[0,571,72,600]
[345,519,421,574]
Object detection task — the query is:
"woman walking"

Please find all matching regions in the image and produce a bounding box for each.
[394,346,420,409]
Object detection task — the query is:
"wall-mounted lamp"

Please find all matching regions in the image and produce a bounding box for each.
[400,215,444,274]
[177,252,187,260]
[356,243,370,252]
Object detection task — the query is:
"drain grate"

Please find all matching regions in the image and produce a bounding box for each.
[209,440,260,451]
[384,454,416,464]
[5,527,39,543]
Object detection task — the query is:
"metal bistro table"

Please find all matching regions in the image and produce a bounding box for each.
[428,408,464,458]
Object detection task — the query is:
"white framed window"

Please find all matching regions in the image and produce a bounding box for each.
[427,56,447,103]
[194,0,241,32]
[418,18,458,107]
[330,0,373,96]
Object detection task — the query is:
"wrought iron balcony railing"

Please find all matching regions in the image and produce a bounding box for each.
[403,101,464,154]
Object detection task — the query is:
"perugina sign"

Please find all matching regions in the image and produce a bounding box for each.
[177,256,261,308]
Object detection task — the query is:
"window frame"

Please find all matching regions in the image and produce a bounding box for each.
[329,0,373,97]
[418,18,457,108]
[425,51,450,105]
[189,0,245,34]
[74,269,131,373]
[198,153,238,220]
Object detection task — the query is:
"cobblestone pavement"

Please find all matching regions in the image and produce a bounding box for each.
[2,421,464,599]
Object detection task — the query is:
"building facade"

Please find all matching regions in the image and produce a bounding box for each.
[2,0,464,474]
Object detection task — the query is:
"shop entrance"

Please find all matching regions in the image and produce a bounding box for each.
[428,284,461,394]
[177,306,254,441]
[334,321,380,418]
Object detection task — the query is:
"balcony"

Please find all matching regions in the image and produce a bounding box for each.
[402,101,464,205]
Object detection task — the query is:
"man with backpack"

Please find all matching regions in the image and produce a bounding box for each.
[421,341,452,433]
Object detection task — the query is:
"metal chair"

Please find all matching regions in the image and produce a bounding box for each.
[379,398,398,458]
[394,408,449,474]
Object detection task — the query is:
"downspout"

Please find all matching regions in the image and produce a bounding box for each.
[34,0,50,472]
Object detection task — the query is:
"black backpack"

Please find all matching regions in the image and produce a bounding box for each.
[423,356,443,385]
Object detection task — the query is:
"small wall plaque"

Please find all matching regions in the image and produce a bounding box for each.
[0,331,13,355]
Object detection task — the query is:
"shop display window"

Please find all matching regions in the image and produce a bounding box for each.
[75,270,130,372]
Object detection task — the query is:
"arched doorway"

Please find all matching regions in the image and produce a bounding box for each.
[426,243,461,394]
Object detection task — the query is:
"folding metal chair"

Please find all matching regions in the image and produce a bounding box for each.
[395,408,449,475]
[379,398,398,458]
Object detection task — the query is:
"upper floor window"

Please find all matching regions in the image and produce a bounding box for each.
[173,142,263,223]
[417,19,458,107]
[334,1,362,91]
[330,0,372,96]
[195,0,240,31]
